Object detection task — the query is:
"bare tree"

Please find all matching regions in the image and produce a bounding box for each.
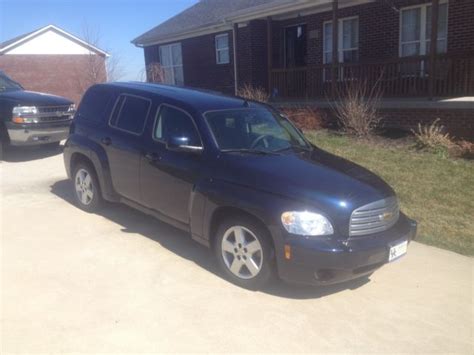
[76,22,124,94]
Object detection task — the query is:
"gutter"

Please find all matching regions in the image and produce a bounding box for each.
[132,0,374,48]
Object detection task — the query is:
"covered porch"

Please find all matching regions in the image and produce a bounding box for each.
[259,0,474,100]
[270,54,474,99]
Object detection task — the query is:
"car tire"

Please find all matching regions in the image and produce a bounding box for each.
[72,162,102,212]
[214,217,275,290]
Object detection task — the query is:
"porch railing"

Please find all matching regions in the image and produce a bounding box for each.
[270,54,474,99]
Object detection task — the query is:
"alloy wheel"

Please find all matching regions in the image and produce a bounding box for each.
[221,226,263,279]
[75,168,94,206]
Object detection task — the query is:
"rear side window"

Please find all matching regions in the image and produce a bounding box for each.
[109,94,151,135]
[77,87,114,123]
[154,105,201,146]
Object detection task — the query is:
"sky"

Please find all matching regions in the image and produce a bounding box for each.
[0,0,198,80]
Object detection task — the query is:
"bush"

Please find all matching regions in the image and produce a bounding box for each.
[236,84,269,103]
[146,63,165,83]
[449,140,474,160]
[280,107,325,130]
[412,119,455,157]
[332,79,382,137]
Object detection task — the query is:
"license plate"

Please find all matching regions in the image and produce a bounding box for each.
[389,240,408,262]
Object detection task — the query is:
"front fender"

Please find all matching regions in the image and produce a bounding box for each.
[196,178,308,249]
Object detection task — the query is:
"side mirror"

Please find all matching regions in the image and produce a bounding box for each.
[166,136,203,154]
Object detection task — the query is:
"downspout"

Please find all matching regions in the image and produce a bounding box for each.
[233,22,239,95]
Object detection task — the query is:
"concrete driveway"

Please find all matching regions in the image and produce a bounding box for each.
[1,146,473,353]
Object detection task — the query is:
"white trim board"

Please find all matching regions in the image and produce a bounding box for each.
[0,25,109,56]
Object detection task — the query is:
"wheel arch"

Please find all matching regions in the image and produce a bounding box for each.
[208,206,275,253]
[65,136,118,202]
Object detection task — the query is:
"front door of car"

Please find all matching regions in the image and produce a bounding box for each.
[103,94,152,202]
[140,104,203,224]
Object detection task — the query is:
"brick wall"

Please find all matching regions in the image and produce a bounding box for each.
[144,31,235,95]
[142,0,474,95]
[380,108,474,140]
[271,0,474,68]
[278,103,474,140]
[447,0,474,53]
[237,20,268,90]
[0,54,106,103]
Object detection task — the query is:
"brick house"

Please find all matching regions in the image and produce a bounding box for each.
[133,0,474,139]
[0,25,109,103]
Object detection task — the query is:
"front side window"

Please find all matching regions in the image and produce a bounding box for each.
[205,108,309,152]
[159,43,184,85]
[110,95,151,135]
[215,34,230,64]
[400,2,448,57]
[154,105,201,147]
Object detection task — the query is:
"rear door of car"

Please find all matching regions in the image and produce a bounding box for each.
[103,92,152,202]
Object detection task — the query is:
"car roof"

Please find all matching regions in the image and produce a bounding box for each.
[96,82,264,113]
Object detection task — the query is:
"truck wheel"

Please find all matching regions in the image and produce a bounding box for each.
[72,163,102,212]
[214,217,275,290]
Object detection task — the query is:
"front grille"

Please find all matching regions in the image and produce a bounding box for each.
[34,105,73,123]
[349,197,399,237]
[38,105,70,114]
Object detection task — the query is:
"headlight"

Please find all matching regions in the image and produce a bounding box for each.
[281,211,334,236]
[12,106,38,116]
[12,106,38,123]
[67,104,76,113]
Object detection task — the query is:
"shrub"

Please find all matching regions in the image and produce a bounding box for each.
[236,84,269,103]
[280,107,325,130]
[146,63,165,83]
[332,79,382,137]
[412,119,455,157]
[449,140,474,160]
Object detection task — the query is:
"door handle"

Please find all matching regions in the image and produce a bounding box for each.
[101,137,112,146]
[144,152,161,163]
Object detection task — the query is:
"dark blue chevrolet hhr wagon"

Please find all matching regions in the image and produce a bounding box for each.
[64,82,417,289]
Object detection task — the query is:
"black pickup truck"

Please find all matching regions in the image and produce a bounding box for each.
[0,70,75,153]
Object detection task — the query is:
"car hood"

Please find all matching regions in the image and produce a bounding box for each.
[216,147,395,224]
[0,89,73,106]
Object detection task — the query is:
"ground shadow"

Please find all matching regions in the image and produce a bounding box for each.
[1,143,63,162]
[51,179,370,299]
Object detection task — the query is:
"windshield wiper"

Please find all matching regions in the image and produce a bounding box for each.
[221,148,280,156]
[275,144,312,153]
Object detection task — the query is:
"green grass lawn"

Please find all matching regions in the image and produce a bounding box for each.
[305,130,474,256]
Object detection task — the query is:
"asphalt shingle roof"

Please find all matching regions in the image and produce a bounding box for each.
[0,28,38,49]
[132,0,289,46]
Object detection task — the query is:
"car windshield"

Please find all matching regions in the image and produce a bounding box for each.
[205,107,310,152]
[0,72,23,92]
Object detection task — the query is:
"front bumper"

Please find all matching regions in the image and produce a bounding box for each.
[6,120,72,146]
[274,213,417,285]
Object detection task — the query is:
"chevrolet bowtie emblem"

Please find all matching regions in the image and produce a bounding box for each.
[379,212,393,221]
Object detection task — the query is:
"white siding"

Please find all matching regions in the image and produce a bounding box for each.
[5,30,95,55]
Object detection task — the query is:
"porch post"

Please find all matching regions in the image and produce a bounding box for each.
[331,0,338,99]
[233,22,239,95]
[428,0,439,100]
[267,16,273,95]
